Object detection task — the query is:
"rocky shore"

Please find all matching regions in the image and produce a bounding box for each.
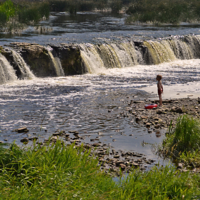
[3,97,199,176]
[125,97,200,131]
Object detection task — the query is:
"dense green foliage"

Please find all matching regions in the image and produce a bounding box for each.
[0,0,50,27]
[126,0,200,24]
[110,0,122,14]
[0,141,200,199]
[0,0,16,25]
[18,3,50,24]
[161,115,200,166]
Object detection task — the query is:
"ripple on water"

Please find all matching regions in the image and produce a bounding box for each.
[1,60,200,167]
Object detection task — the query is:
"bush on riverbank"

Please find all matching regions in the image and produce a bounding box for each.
[126,0,200,25]
[161,115,200,167]
[0,140,200,199]
[50,0,107,13]
[0,0,50,33]
[18,3,50,25]
[0,0,17,25]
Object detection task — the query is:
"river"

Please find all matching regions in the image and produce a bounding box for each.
[1,12,200,167]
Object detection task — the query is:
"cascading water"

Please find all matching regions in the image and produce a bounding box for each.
[47,49,65,76]
[0,53,17,84]
[167,38,194,60]
[11,50,35,79]
[143,40,177,64]
[78,35,200,73]
[110,42,136,68]
[79,43,106,74]
[79,41,142,72]
[97,43,122,69]
[1,35,200,79]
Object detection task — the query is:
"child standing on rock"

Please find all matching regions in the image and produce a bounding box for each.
[156,74,163,106]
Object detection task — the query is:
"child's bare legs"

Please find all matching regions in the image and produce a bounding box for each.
[159,94,162,106]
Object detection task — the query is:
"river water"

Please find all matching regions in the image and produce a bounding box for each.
[1,12,200,166]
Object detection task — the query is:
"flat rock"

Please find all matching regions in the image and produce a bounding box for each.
[134,101,144,103]
[15,127,29,133]
[130,161,139,167]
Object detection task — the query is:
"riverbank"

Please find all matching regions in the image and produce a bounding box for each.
[3,94,200,175]
[1,140,199,199]
[1,85,200,198]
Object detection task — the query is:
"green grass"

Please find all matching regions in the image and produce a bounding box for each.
[0,140,200,199]
[161,115,200,167]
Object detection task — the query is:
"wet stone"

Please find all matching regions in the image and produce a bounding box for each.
[53,132,62,136]
[20,138,29,143]
[116,160,124,166]
[134,101,144,103]
[146,123,151,127]
[177,163,184,169]
[65,134,70,137]
[50,136,58,142]
[69,130,79,134]
[154,124,160,129]
[92,143,101,147]
[29,137,38,141]
[119,164,126,170]
[15,127,29,133]
[156,110,166,114]
[130,161,139,167]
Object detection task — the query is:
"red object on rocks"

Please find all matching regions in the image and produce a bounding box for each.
[145,104,158,109]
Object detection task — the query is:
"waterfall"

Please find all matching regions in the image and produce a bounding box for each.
[79,43,106,73]
[143,40,177,64]
[78,35,200,73]
[0,53,17,84]
[1,34,200,80]
[11,50,35,79]
[47,50,65,76]
[79,41,143,73]
[167,38,194,60]
[110,42,138,67]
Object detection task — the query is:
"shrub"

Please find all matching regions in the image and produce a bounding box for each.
[0,0,16,21]
[126,0,200,24]
[18,3,50,25]
[169,115,200,153]
[50,1,68,12]
[79,2,95,11]
[161,115,200,166]
[0,11,7,25]
[110,0,122,14]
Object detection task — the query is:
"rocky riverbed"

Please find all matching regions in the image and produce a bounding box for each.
[126,97,200,131]
[3,97,200,176]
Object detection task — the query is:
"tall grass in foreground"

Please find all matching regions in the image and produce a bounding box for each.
[0,141,200,199]
[161,115,200,166]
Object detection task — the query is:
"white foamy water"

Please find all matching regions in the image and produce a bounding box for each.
[0,59,200,166]
[1,58,200,96]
